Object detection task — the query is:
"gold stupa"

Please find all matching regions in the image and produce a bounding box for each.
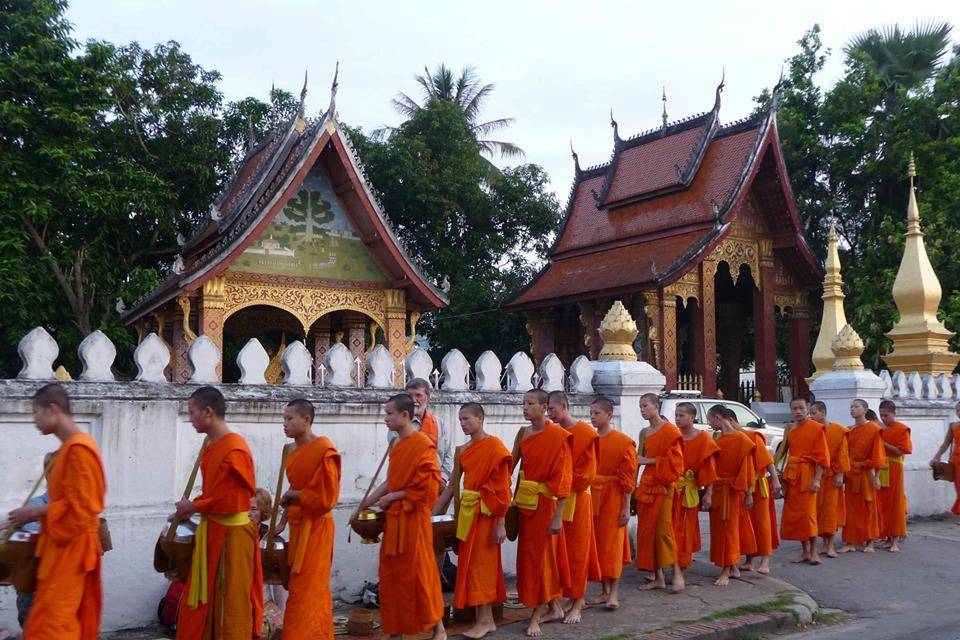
[598,300,638,362]
[809,219,847,381]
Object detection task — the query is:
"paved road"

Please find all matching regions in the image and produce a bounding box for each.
[771,518,960,640]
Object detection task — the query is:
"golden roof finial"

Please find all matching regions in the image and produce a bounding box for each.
[808,216,848,381]
[598,300,638,362]
[884,151,959,375]
[830,324,865,371]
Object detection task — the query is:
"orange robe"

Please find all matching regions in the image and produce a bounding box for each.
[817,423,851,536]
[951,424,960,516]
[780,420,830,541]
[379,431,444,636]
[516,423,573,608]
[673,431,719,569]
[879,421,912,538]
[635,422,683,571]
[178,433,262,640]
[591,429,637,580]
[24,432,105,640]
[743,430,778,556]
[561,421,601,598]
[283,437,342,640]
[454,436,512,608]
[418,410,439,446]
[843,422,886,546]
[710,431,756,567]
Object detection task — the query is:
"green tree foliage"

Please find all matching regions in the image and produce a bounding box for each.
[348,97,561,364]
[762,23,960,370]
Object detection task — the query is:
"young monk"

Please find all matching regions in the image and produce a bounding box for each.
[839,399,886,554]
[706,404,756,586]
[588,397,637,610]
[733,407,781,574]
[279,399,341,640]
[358,393,445,640]
[929,400,960,525]
[174,386,262,640]
[513,389,572,637]
[810,401,850,557]
[780,398,830,565]
[673,402,718,574]
[433,403,512,639]
[5,384,105,640]
[635,393,685,592]
[546,391,600,623]
[877,400,912,552]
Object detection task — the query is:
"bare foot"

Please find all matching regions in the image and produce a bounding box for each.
[604,598,620,611]
[837,545,854,554]
[587,593,609,606]
[671,572,685,593]
[756,566,770,575]
[542,601,565,624]
[809,557,822,566]
[731,566,741,578]
[863,543,876,553]
[714,569,731,587]
[757,558,771,574]
[638,579,665,590]
[739,562,754,571]
[792,556,811,564]
[526,620,543,637]
[563,598,585,624]
[432,622,447,640]
[825,550,838,558]
[889,542,901,553]
[462,622,495,639]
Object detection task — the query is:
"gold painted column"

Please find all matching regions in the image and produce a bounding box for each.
[699,259,719,395]
[345,312,367,384]
[200,276,227,380]
[313,317,331,385]
[661,292,678,390]
[172,296,197,383]
[753,240,777,401]
[384,289,407,386]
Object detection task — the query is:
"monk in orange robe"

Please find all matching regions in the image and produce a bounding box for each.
[810,401,850,557]
[6,384,105,640]
[173,386,262,640]
[839,399,886,553]
[359,393,445,640]
[277,399,342,640]
[706,404,756,586]
[587,397,637,610]
[635,393,685,592]
[733,407,782,574]
[877,400,912,552]
[780,398,830,565]
[513,389,572,637]
[672,402,718,572]
[547,390,600,622]
[433,403,512,639]
[929,400,960,525]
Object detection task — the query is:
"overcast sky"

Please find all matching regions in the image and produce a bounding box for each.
[67,0,958,202]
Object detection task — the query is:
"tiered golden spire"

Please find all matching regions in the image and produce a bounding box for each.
[808,219,847,380]
[598,300,638,362]
[883,154,959,374]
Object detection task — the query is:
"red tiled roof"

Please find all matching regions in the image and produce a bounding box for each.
[605,126,703,202]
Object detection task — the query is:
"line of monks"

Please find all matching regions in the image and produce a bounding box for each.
[5,381,930,640]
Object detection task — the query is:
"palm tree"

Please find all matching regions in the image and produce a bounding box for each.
[381,64,524,160]
[845,21,952,109]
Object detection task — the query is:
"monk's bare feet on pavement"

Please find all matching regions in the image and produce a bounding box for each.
[432,621,447,640]
[863,542,876,553]
[757,556,771,574]
[587,592,609,606]
[463,622,495,639]
[526,604,549,637]
[889,539,902,553]
[715,566,732,586]
[739,560,754,571]
[563,598,585,624]
[671,567,685,593]
[731,565,741,578]
[640,568,665,590]
[543,600,565,623]
[837,544,854,554]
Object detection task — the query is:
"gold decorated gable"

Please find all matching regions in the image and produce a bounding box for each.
[711,237,759,281]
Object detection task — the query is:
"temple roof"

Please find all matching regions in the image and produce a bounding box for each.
[504,85,821,311]
[123,90,448,325]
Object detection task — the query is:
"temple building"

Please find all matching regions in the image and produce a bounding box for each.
[122,76,447,382]
[504,82,822,401]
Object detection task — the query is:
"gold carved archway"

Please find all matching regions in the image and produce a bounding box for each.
[711,237,760,288]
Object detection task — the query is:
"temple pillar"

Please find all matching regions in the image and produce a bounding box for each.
[171,296,196,383]
[346,312,367,384]
[200,276,226,380]
[753,240,777,401]
[384,289,407,387]
[578,300,604,360]
[661,292,678,391]
[643,292,662,371]
[789,306,813,399]
[718,302,744,400]
[312,317,331,385]
[526,311,555,365]
[698,259,719,396]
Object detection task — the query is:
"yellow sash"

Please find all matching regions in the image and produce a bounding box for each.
[756,475,770,499]
[561,487,591,522]
[457,489,492,541]
[289,511,333,574]
[513,472,555,511]
[677,469,700,508]
[187,511,251,609]
[878,455,903,488]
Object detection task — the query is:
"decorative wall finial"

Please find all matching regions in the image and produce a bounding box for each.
[661,86,668,130]
[300,69,308,103]
[327,61,340,119]
[295,70,309,133]
[598,300,638,362]
[570,140,581,175]
[610,109,621,144]
[713,68,725,111]
[884,150,960,374]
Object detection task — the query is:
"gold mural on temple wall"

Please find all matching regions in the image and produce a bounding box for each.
[665,271,700,305]
[230,165,389,284]
[711,237,760,282]
[221,275,387,333]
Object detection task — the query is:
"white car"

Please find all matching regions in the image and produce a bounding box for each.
[657,392,784,458]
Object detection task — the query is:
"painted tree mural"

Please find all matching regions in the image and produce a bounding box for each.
[285,189,334,243]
